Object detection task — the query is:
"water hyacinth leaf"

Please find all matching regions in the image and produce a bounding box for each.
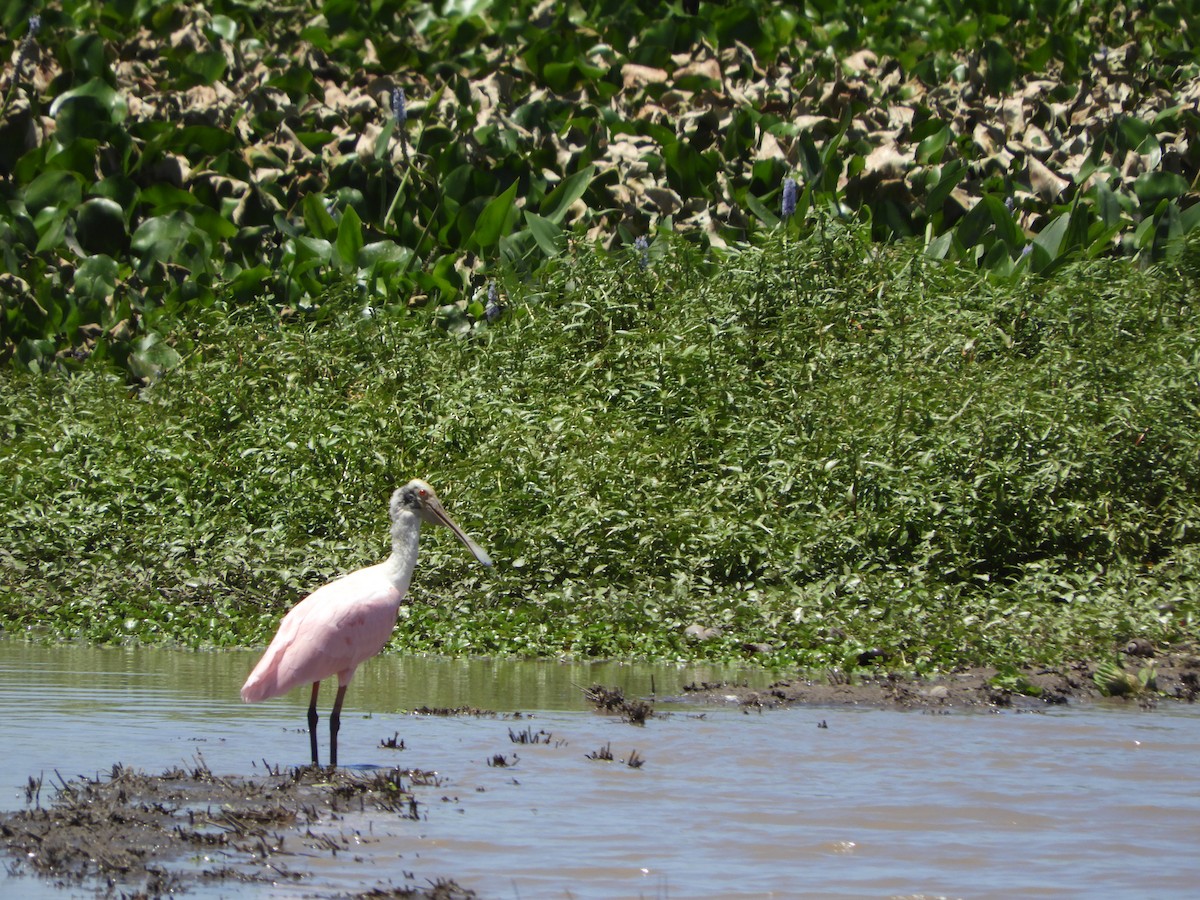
[925,160,966,213]
[191,207,238,242]
[49,78,128,124]
[267,66,318,103]
[743,191,779,227]
[1030,212,1071,273]
[65,33,110,80]
[1132,211,1159,250]
[303,194,338,241]
[1088,181,1126,227]
[470,180,520,252]
[182,51,227,87]
[663,141,717,199]
[75,197,127,256]
[1181,203,1200,235]
[335,205,364,270]
[524,211,563,257]
[1133,172,1188,205]
[295,130,336,153]
[73,254,119,304]
[957,194,1018,250]
[131,212,197,270]
[23,170,83,214]
[925,230,954,259]
[49,79,127,121]
[374,119,396,160]
[34,207,69,253]
[355,240,412,267]
[228,265,273,302]
[540,164,595,225]
[916,125,952,165]
[139,184,201,214]
[206,15,240,42]
[1116,116,1154,152]
[165,124,238,157]
[293,236,335,268]
[981,40,1016,94]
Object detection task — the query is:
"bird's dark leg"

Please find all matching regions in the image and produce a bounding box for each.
[329,684,348,768]
[308,682,321,767]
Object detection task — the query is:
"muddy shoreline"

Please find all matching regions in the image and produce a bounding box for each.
[0,759,479,899]
[2,646,1196,898]
[680,642,1200,710]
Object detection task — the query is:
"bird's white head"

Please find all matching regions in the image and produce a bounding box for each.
[391,479,493,567]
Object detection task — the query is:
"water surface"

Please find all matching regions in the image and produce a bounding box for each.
[1,641,1197,898]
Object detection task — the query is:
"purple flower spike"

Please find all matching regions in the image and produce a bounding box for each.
[391,88,407,126]
[781,177,798,218]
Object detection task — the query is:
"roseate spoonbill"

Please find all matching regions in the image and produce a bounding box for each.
[241,479,492,767]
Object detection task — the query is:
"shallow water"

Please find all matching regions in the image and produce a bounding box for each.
[2,640,1198,899]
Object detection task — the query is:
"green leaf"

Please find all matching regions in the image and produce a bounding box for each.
[1134,172,1188,205]
[359,241,414,268]
[23,171,83,214]
[74,255,119,304]
[925,160,966,213]
[303,194,337,240]
[335,205,364,270]
[229,265,273,302]
[52,97,126,143]
[540,164,595,225]
[1030,212,1071,273]
[524,211,563,257]
[916,125,952,165]
[183,51,228,87]
[982,40,1016,94]
[128,333,182,381]
[75,198,127,256]
[131,212,196,270]
[207,15,240,42]
[470,180,520,252]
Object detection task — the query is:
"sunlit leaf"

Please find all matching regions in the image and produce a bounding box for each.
[470,180,520,253]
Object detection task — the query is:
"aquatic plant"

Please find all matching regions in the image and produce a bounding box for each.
[2,0,1198,373]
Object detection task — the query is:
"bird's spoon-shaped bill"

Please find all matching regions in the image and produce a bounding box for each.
[425,496,493,567]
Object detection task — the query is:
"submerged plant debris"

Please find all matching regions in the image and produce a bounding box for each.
[584,684,656,724]
[0,758,474,899]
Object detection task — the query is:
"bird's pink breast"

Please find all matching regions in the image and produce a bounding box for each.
[241,564,404,702]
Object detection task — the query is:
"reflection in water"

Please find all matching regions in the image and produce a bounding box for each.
[2,640,1199,899]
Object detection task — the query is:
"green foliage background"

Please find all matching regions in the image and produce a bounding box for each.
[2,0,1199,669]
[3,227,1198,668]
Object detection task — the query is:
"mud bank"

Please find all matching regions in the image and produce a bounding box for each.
[0,759,475,899]
[681,643,1200,711]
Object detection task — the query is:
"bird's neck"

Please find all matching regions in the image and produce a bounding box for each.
[383,509,422,595]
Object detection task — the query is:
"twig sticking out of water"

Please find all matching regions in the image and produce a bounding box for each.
[24,774,43,808]
[585,743,645,768]
[508,726,553,745]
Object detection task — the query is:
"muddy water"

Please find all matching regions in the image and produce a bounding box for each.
[2,640,1199,899]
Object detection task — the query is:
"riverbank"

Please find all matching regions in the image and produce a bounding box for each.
[679,641,1200,710]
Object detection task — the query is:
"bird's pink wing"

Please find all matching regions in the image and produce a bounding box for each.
[241,565,402,702]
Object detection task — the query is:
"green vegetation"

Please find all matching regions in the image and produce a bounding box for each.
[2,0,1199,670]
[3,228,1198,669]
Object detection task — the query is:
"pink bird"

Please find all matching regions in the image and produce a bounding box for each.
[241,479,492,767]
